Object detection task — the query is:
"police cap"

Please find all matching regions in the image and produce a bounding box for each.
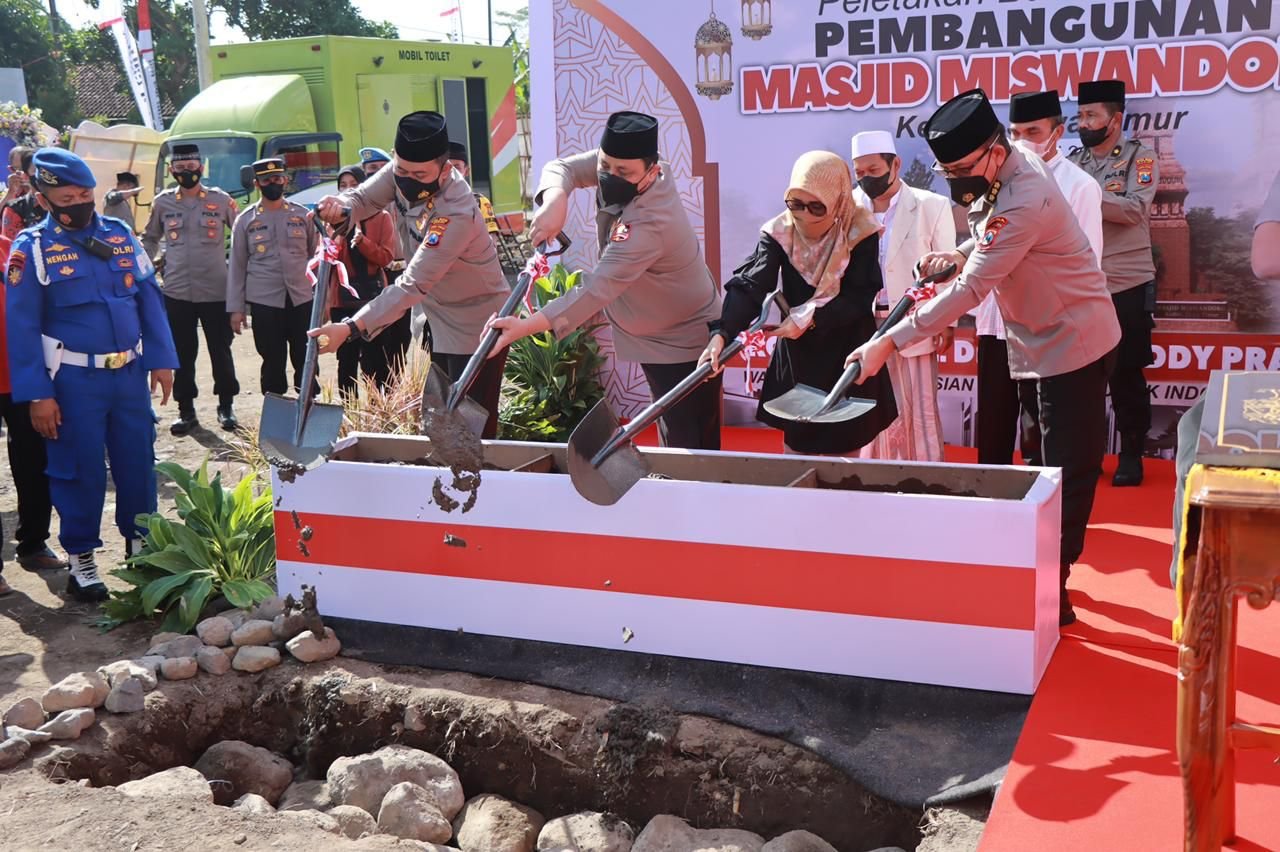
[920,89,1001,164]
[395,112,449,163]
[600,111,659,161]
[1078,80,1126,109]
[1008,91,1063,124]
[32,148,97,190]
[359,146,390,165]
[253,158,286,179]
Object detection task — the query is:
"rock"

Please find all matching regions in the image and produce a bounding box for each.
[760,832,838,852]
[3,725,53,746]
[377,782,453,844]
[453,794,544,852]
[148,631,184,649]
[223,646,239,661]
[151,635,205,659]
[327,744,464,818]
[232,793,276,816]
[231,619,275,647]
[160,657,198,680]
[232,646,281,673]
[329,804,379,840]
[278,779,333,812]
[286,626,341,663]
[349,840,455,852]
[38,707,95,740]
[223,609,250,628]
[0,737,31,770]
[404,703,428,733]
[135,655,166,675]
[98,660,158,691]
[538,813,635,852]
[272,611,308,641]
[104,677,147,714]
[196,616,235,647]
[118,766,214,802]
[863,849,908,852]
[41,672,109,712]
[193,740,294,806]
[251,595,286,621]
[3,697,46,730]
[196,646,232,675]
[631,816,763,852]
[277,809,341,834]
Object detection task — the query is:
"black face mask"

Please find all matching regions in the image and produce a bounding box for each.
[47,199,96,230]
[946,175,992,207]
[259,183,285,201]
[858,172,895,200]
[173,170,201,189]
[1078,122,1111,149]
[597,170,643,209]
[395,175,439,204]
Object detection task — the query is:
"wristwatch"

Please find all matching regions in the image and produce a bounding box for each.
[341,316,363,341]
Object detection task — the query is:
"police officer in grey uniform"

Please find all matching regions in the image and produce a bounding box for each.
[846,89,1121,626]
[486,111,724,450]
[102,171,140,231]
[1068,80,1159,487]
[227,158,319,396]
[311,112,511,438]
[142,143,241,434]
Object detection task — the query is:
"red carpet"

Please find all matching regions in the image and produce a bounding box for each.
[652,427,1280,850]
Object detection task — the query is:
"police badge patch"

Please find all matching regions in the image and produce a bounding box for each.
[6,250,25,286]
[611,222,631,243]
[978,216,1008,252]
[425,216,450,248]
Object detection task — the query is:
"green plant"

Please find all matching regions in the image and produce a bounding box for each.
[99,461,276,632]
[498,264,607,442]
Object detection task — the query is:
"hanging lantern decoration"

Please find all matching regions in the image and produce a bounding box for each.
[741,0,772,40]
[695,5,734,101]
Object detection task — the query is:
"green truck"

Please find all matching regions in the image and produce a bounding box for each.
[158,35,520,210]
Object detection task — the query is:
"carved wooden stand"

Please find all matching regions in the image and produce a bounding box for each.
[1177,466,1280,852]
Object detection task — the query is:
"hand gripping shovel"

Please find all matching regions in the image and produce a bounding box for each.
[259,218,346,474]
[419,234,571,463]
[568,288,790,506]
[763,264,958,424]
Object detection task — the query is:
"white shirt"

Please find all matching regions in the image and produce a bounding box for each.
[866,186,902,287]
[976,143,1105,339]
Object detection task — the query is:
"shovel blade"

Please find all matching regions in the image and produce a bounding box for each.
[762,384,879,424]
[420,363,452,421]
[258,393,345,472]
[454,396,491,439]
[567,400,651,506]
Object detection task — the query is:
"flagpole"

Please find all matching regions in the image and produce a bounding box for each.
[487,0,493,45]
[458,0,465,43]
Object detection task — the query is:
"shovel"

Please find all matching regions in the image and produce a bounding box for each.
[259,218,345,474]
[763,264,957,424]
[419,234,571,461]
[568,288,790,506]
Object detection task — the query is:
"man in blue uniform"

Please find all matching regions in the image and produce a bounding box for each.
[4,149,178,602]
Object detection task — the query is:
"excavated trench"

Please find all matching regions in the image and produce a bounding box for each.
[33,659,924,851]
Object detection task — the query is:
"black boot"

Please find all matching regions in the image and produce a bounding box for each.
[1112,433,1146,487]
[1059,563,1076,626]
[217,399,238,432]
[67,552,108,603]
[170,404,198,436]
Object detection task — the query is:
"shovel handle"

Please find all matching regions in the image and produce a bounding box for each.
[294,218,337,442]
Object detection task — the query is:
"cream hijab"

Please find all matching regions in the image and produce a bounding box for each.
[763,151,878,328]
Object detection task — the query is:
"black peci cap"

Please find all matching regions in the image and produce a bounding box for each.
[1008,91,1063,124]
[1078,80,1126,109]
[395,111,450,162]
[171,143,201,160]
[448,141,468,163]
[920,89,1001,164]
[252,158,286,178]
[600,111,659,160]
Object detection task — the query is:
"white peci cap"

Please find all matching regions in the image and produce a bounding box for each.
[850,130,897,159]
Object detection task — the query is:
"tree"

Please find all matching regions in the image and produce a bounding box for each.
[0,0,81,128]
[209,0,398,40]
[901,157,935,192]
[1186,206,1272,331]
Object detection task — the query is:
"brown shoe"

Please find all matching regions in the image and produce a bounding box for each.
[17,547,67,571]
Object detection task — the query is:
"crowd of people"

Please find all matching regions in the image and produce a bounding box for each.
[1,78,1277,624]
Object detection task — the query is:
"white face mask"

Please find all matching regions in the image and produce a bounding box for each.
[1014,133,1059,161]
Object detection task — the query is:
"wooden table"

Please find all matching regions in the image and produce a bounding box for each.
[1177,464,1280,851]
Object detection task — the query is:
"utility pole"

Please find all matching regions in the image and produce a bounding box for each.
[46,0,61,53]
[458,0,466,44]
[191,0,213,90]
[487,0,493,45]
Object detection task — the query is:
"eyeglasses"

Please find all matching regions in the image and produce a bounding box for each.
[931,137,998,178]
[784,198,828,217]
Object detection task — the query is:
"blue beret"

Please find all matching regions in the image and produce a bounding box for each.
[33,148,97,190]
[359,147,391,164]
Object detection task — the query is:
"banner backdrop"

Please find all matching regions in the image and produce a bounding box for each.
[530,0,1280,453]
[100,17,159,132]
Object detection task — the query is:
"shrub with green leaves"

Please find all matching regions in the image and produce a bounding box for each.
[99,461,276,632]
[498,264,606,442]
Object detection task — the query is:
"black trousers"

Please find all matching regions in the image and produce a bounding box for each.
[1110,282,1155,455]
[434,350,509,440]
[249,297,314,396]
[0,393,54,570]
[330,307,411,396]
[166,297,240,408]
[640,361,723,451]
[976,335,1041,466]
[1038,349,1117,578]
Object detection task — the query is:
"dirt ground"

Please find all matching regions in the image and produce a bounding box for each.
[0,332,986,850]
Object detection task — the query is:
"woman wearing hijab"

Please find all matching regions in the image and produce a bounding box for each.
[327,165,403,394]
[699,151,897,455]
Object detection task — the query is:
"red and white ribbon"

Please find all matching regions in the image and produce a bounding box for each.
[905,281,938,304]
[307,234,359,300]
[521,250,553,313]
